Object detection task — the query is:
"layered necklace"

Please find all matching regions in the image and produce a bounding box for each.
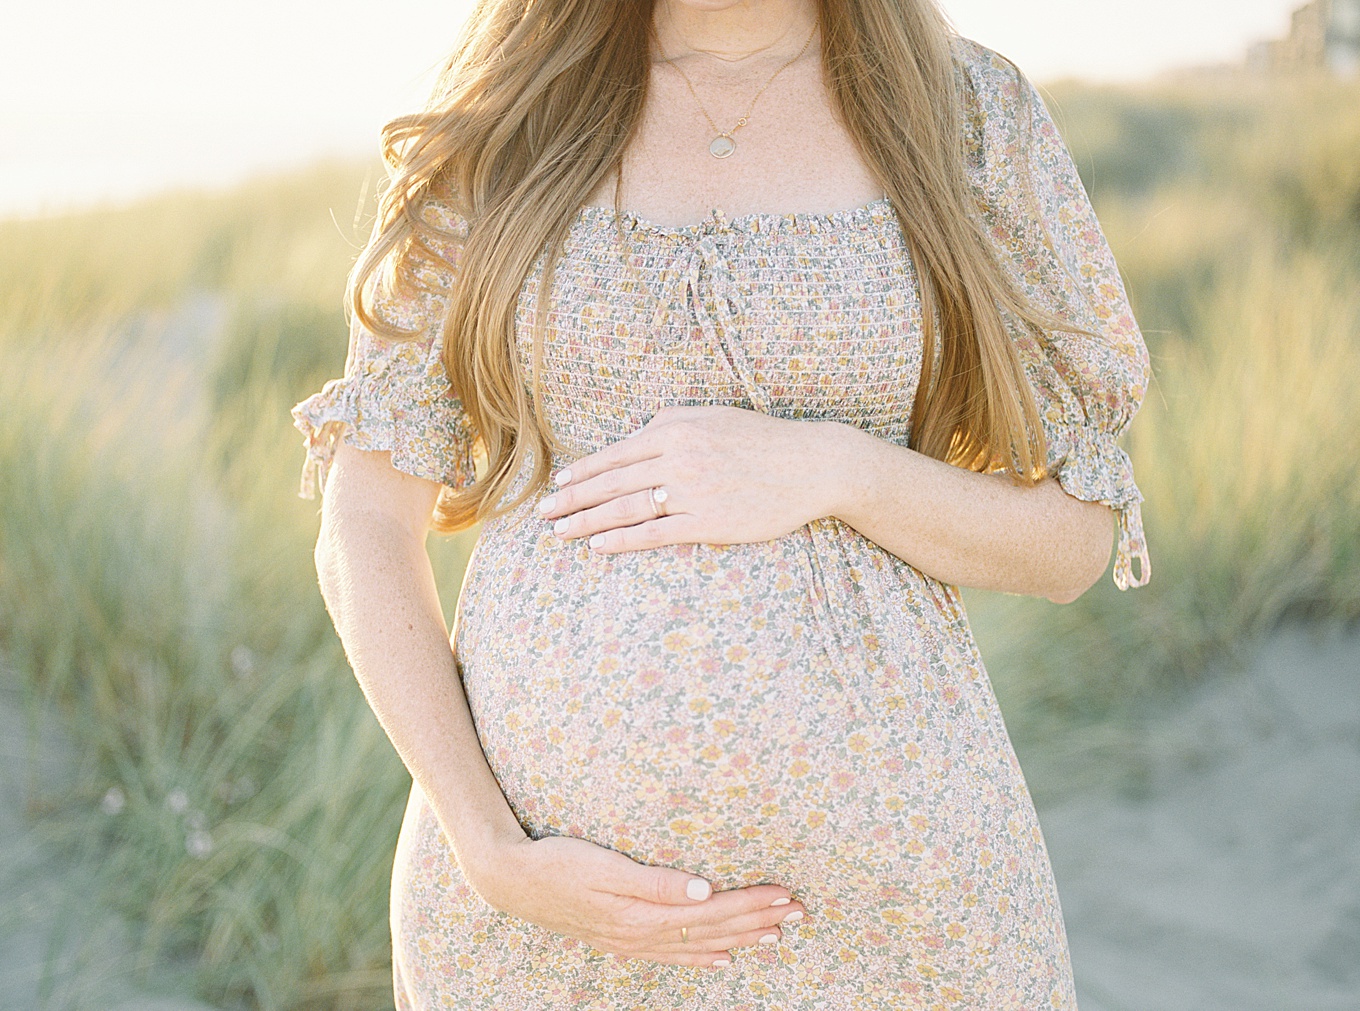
[653,20,819,159]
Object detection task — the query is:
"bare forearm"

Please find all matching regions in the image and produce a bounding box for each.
[818,422,1113,601]
[315,507,524,873]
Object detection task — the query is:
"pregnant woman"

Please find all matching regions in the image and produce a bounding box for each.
[293,0,1151,1006]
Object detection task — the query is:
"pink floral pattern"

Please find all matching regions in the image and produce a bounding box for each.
[292,212,478,499]
[294,37,1150,1010]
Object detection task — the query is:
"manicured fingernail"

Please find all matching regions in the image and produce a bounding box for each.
[759,933,779,945]
[685,878,712,901]
[781,910,804,922]
[588,533,605,550]
[712,958,731,968]
[554,468,573,486]
[553,518,570,535]
[770,897,791,907]
[538,496,556,514]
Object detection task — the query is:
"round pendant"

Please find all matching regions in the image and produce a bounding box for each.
[709,135,737,159]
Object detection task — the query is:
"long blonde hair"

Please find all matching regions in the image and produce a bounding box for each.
[352,0,1055,533]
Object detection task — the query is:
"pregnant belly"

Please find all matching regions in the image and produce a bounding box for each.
[453,514,1013,894]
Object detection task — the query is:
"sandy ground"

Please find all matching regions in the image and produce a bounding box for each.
[0,679,214,1011]
[1,626,1355,1009]
[1041,626,1360,1011]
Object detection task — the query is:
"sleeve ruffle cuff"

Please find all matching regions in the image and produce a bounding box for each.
[290,369,477,501]
[1044,421,1151,590]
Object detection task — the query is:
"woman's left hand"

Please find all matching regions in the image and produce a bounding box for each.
[537,405,852,554]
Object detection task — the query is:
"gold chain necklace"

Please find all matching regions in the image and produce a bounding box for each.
[680,31,786,64]
[654,21,818,160]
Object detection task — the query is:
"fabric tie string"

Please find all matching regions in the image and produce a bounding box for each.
[651,229,769,413]
[1113,501,1152,590]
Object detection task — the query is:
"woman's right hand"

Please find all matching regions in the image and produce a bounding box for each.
[465,833,806,969]
[314,445,803,967]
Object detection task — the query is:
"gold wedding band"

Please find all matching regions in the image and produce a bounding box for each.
[648,486,670,518]
[680,925,689,944]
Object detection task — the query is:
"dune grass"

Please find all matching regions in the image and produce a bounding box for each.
[967,75,1360,796]
[0,162,379,342]
[0,340,472,1009]
[0,77,1357,1008]
[968,239,1360,796]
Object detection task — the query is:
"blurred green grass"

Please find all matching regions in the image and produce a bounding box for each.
[1,76,1357,1008]
[969,74,1360,794]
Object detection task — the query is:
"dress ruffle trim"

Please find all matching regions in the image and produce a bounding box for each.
[290,369,477,500]
[1045,421,1151,590]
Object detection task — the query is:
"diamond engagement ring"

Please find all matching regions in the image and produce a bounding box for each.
[648,486,670,518]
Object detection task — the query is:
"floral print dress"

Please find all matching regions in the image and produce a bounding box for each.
[293,38,1150,1011]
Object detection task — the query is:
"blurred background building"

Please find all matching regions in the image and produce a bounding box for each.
[1248,0,1360,74]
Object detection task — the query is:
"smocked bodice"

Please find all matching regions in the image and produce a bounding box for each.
[515,199,924,458]
[293,37,1152,586]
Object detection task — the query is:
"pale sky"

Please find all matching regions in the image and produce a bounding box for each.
[0,1,1306,217]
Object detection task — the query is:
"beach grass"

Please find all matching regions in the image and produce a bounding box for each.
[969,75,1360,796]
[1,76,1356,1008]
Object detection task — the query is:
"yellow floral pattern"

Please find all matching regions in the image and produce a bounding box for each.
[294,36,1150,1011]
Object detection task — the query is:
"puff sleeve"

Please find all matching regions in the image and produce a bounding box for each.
[956,39,1152,589]
[291,200,478,499]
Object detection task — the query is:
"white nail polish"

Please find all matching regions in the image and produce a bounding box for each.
[554,468,573,486]
[554,518,570,535]
[589,533,605,549]
[685,879,712,901]
[712,958,731,968]
[538,496,556,514]
[758,933,779,945]
[781,910,804,923]
[769,897,791,907]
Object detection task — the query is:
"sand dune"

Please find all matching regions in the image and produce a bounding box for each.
[0,678,215,1011]
[1042,627,1360,1011]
